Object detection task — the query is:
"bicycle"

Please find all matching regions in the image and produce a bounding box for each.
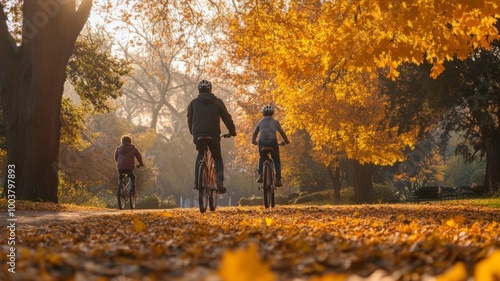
[197,134,231,213]
[259,141,288,208]
[117,165,143,210]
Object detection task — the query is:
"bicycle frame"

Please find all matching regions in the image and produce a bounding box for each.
[261,148,276,208]
[117,166,142,210]
[201,144,217,192]
[258,141,287,209]
[197,137,217,213]
[197,134,231,213]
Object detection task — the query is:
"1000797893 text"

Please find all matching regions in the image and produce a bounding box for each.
[6,164,16,273]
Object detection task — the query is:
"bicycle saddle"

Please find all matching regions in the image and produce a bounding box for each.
[262,147,274,153]
[198,136,212,143]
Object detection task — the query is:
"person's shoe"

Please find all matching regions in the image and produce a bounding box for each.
[256,174,263,183]
[216,183,227,194]
[275,179,283,187]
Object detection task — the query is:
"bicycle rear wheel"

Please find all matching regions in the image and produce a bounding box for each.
[198,162,209,213]
[270,163,276,208]
[208,158,217,211]
[117,181,127,210]
[263,162,272,208]
[129,193,136,209]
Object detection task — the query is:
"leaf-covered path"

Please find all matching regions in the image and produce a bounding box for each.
[2,204,500,281]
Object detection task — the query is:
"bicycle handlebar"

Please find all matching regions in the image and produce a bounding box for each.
[252,140,290,146]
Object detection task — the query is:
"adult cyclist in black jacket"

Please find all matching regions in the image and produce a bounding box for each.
[187,80,237,194]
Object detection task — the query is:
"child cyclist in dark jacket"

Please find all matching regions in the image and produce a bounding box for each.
[114,135,145,195]
[252,105,289,187]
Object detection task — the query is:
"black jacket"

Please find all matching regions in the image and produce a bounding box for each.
[187,92,236,136]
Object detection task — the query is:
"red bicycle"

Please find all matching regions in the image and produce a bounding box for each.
[197,134,231,213]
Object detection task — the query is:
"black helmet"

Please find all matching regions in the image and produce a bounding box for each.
[198,80,212,92]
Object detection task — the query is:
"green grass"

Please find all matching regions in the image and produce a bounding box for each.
[442,197,500,208]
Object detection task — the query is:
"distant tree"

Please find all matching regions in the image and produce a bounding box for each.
[381,37,500,193]
[107,0,223,137]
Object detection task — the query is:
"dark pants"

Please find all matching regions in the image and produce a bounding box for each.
[118,169,136,189]
[194,134,224,186]
[258,139,281,179]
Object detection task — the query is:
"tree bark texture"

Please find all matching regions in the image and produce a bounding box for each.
[484,132,500,194]
[348,159,374,203]
[327,163,341,200]
[0,1,92,202]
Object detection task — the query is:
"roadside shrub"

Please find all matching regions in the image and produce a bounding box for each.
[58,179,107,208]
[340,187,355,202]
[160,195,176,209]
[274,195,289,205]
[368,183,398,203]
[238,196,263,206]
[293,187,356,205]
[136,194,176,209]
[294,190,334,204]
[238,195,289,206]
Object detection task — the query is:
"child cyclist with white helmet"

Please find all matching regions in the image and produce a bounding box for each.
[252,105,290,187]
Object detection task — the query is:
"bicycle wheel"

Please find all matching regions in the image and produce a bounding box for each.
[270,163,276,208]
[198,162,209,213]
[129,189,136,209]
[117,179,127,210]
[263,162,272,208]
[209,190,217,211]
[208,157,217,211]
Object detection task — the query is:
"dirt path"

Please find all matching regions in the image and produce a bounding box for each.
[0,209,163,227]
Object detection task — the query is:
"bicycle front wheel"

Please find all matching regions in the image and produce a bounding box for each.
[263,162,272,208]
[198,162,209,213]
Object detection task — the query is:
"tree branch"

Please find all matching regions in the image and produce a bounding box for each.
[0,4,19,74]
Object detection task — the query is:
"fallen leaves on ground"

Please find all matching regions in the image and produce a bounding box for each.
[1,204,500,281]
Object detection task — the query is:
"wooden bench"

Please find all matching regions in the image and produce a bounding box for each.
[459,186,485,198]
[439,186,458,200]
[411,186,457,203]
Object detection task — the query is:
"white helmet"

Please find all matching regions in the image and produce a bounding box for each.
[262,105,275,114]
[198,80,212,92]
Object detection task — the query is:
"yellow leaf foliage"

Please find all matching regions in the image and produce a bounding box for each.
[224,0,500,167]
[132,216,147,232]
[436,262,467,281]
[475,250,500,281]
[218,243,276,281]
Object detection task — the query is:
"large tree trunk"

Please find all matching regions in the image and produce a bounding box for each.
[484,131,500,194]
[327,162,341,200]
[348,159,374,203]
[0,1,92,202]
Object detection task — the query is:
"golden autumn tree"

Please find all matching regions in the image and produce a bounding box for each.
[219,0,500,200]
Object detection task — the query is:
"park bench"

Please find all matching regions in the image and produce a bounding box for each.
[411,186,458,203]
[459,186,485,198]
